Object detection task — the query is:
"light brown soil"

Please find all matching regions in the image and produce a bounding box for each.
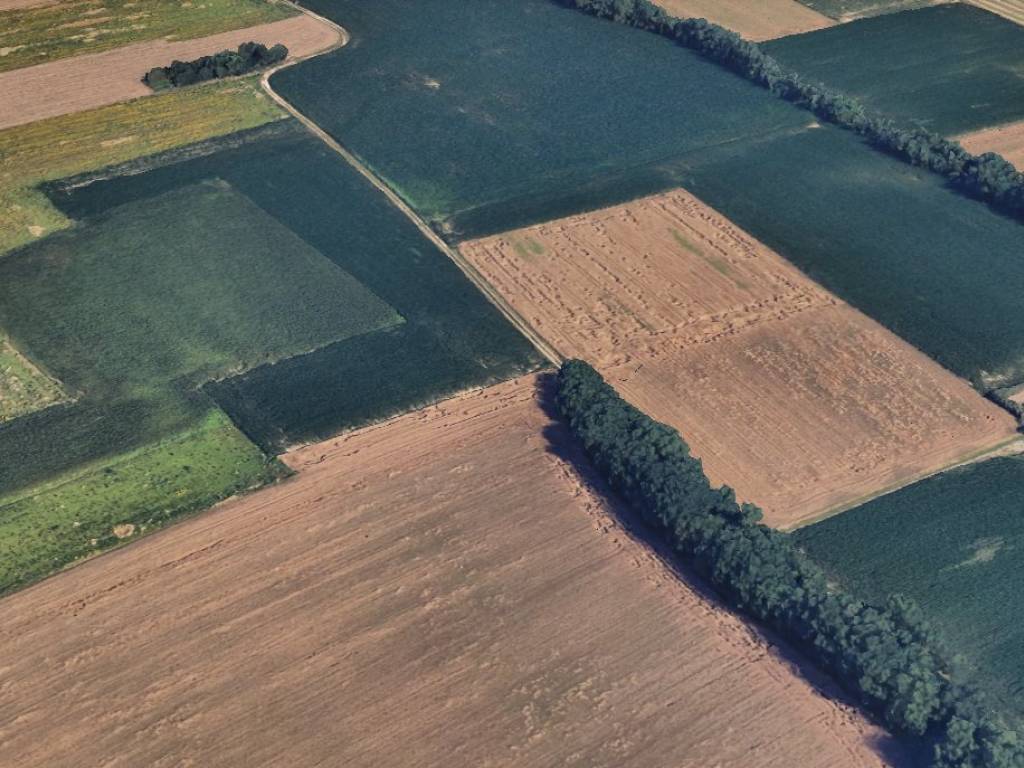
[0,14,340,130]
[652,0,833,40]
[960,119,1024,169]
[0,0,56,9]
[0,375,900,767]
[968,0,1024,27]
[460,190,1017,528]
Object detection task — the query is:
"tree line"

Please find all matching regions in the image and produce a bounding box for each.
[143,41,288,90]
[556,359,1023,768]
[554,0,1024,222]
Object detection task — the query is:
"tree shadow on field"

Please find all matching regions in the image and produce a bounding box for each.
[532,371,920,768]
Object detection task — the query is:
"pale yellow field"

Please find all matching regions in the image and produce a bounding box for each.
[652,0,834,40]
[960,120,1024,169]
[460,190,1017,527]
[0,376,900,767]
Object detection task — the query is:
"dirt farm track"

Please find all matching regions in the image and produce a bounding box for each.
[0,376,898,767]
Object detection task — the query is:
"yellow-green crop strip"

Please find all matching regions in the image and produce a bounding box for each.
[0,0,295,73]
[0,333,65,423]
[0,77,285,255]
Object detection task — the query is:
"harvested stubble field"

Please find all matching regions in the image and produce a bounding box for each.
[461,190,1016,528]
[652,0,833,40]
[0,0,293,72]
[764,4,1024,135]
[960,120,1024,169]
[0,376,901,767]
[796,454,1024,719]
[0,14,341,130]
[970,0,1024,25]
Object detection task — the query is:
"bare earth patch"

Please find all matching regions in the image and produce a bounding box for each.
[0,376,900,767]
[652,0,834,40]
[959,119,1024,169]
[0,0,56,10]
[460,190,1017,528]
[0,14,340,130]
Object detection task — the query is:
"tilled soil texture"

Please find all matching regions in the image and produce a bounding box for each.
[0,376,902,768]
[654,0,834,40]
[460,190,1017,528]
[0,14,340,130]
[960,120,1024,169]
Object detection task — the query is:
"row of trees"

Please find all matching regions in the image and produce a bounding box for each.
[556,359,1023,768]
[143,41,288,90]
[555,0,1024,221]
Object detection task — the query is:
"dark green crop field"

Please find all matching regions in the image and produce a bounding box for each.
[269,0,809,237]
[766,4,1024,135]
[48,122,544,451]
[671,123,1024,389]
[794,455,1024,718]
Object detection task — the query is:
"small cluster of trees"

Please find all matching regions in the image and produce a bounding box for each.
[143,41,288,90]
[554,0,1024,221]
[556,359,1023,768]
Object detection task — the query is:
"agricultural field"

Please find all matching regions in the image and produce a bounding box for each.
[792,0,943,19]
[461,189,1016,527]
[0,175,406,592]
[47,121,544,452]
[0,14,340,130]
[0,333,64,422]
[652,0,834,40]
[764,4,1024,135]
[960,120,1024,169]
[0,77,285,254]
[795,454,1024,718]
[0,0,294,73]
[0,376,902,767]
[270,0,810,238]
[672,121,1024,390]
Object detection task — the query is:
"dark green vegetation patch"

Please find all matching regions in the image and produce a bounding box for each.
[269,0,809,238]
[766,4,1024,135]
[795,455,1024,719]
[670,124,1024,389]
[48,122,544,452]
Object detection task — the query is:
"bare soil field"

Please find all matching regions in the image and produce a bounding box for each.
[0,0,55,9]
[960,120,1024,168]
[653,0,834,40]
[460,191,1017,527]
[0,376,900,767]
[0,14,340,130]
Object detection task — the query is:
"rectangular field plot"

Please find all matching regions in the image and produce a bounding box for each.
[674,122,1024,390]
[653,0,834,40]
[461,190,1016,527]
[0,376,897,767]
[268,0,809,237]
[0,179,402,398]
[46,121,544,451]
[795,454,1024,717]
[765,4,1024,134]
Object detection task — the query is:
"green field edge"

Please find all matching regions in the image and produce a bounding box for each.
[788,433,1024,531]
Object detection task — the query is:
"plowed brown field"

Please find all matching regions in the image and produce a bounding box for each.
[653,0,834,40]
[460,191,1017,528]
[960,120,1024,169]
[0,376,901,767]
[0,14,340,130]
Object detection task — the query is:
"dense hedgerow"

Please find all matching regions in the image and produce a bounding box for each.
[554,0,1024,223]
[556,359,1023,768]
[143,41,288,90]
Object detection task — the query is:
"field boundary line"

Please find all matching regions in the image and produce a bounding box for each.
[789,433,1024,531]
[259,3,562,366]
